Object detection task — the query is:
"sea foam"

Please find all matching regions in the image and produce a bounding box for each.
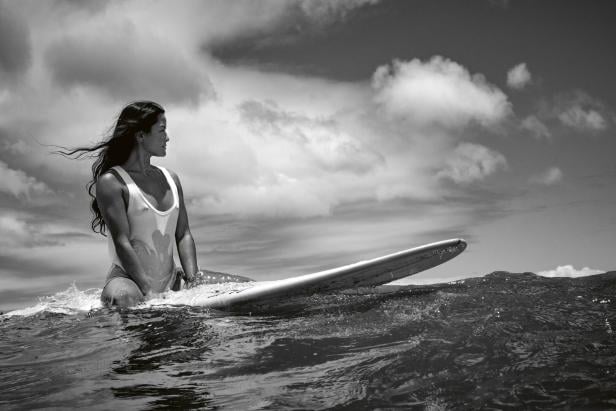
[3,281,259,317]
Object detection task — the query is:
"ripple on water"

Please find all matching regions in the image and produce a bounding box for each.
[2,273,616,409]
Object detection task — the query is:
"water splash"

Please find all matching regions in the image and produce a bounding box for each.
[138,281,258,308]
[3,281,260,317]
[3,284,103,317]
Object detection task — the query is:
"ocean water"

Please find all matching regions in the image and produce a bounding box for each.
[1,271,616,410]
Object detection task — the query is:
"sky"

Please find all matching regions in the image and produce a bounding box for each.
[1,0,615,311]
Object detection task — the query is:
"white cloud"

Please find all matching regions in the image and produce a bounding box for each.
[295,0,381,25]
[0,213,62,248]
[238,100,383,175]
[558,106,606,131]
[0,2,511,224]
[161,62,485,218]
[165,101,379,219]
[0,139,29,155]
[162,90,378,219]
[537,265,604,278]
[0,214,33,247]
[372,56,511,128]
[553,91,609,132]
[438,143,507,184]
[530,167,563,186]
[196,176,334,218]
[0,160,51,199]
[506,63,531,90]
[521,115,551,140]
[0,209,95,250]
[0,0,512,283]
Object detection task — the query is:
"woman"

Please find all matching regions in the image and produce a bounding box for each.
[64,101,199,307]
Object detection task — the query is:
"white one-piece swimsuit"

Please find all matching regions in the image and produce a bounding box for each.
[105,165,180,293]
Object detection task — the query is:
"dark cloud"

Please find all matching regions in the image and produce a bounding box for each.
[0,2,32,77]
[205,0,379,72]
[45,30,213,106]
[0,251,73,278]
[47,231,94,240]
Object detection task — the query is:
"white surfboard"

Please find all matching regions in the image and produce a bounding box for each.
[200,238,466,310]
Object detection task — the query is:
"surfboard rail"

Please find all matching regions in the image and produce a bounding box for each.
[202,238,467,310]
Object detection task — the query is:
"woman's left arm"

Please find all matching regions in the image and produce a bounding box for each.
[172,172,199,285]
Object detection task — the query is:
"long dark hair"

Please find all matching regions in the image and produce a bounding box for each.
[59,101,165,235]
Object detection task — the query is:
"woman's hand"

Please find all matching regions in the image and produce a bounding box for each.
[177,267,203,288]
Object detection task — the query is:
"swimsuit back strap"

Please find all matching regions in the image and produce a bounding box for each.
[110,166,137,190]
[109,166,140,210]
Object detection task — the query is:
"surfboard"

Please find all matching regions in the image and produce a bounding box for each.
[198,238,466,310]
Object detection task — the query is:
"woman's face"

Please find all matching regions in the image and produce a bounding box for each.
[141,113,169,157]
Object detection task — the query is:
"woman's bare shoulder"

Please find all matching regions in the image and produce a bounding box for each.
[96,170,124,199]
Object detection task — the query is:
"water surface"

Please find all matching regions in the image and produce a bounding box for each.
[2,271,616,409]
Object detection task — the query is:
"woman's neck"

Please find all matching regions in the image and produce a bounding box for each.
[123,148,154,174]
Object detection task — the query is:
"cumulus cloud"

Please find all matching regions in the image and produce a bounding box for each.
[0,1,513,285]
[238,100,383,175]
[521,115,551,140]
[438,143,507,184]
[158,55,512,218]
[0,2,31,79]
[0,160,51,200]
[537,265,604,278]
[506,63,531,90]
[166,96,384,219]
[558,106,606,131]
[554,91,608,131]
[372,56,511,128]
[530,167,563,185]
[45,21,213,105]
[0,2,511,226]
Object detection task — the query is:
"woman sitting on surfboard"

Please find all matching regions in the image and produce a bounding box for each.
[63,101,200,306]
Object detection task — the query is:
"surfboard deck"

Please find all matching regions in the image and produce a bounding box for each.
[196,238,467,310]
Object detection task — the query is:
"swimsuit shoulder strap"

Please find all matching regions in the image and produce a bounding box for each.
[110,165,136,187]
[154,166,179,208]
